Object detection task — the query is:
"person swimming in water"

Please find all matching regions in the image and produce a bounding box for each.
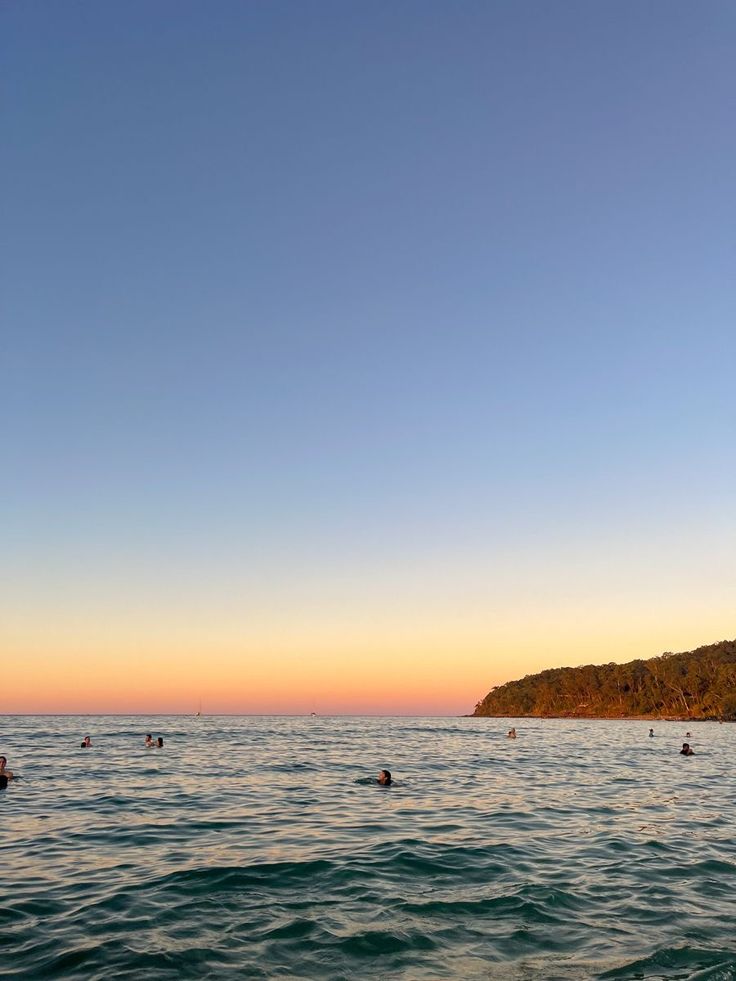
[0,756,14,780]
[377,769,392,785]
[156,737,164,748]
[680,742,694,756]
[145,734,153,747]
[649,728,655,737]
[685,731,692,739]
[80,736,92,749]
[507,728,517,739]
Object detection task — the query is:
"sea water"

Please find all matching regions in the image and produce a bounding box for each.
[1,716,735,980]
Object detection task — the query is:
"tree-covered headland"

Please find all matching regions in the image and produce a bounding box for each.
[473,639,736,720]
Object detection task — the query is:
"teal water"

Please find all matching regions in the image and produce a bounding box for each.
[1,716,735,980]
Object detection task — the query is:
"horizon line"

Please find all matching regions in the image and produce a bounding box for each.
[0,712,471,718]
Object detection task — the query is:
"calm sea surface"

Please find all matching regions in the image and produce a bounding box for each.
[1,716,735,980]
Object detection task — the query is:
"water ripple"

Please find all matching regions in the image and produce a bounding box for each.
[2,715,736,978]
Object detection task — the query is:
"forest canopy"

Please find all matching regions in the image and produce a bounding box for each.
[472,639,736,720]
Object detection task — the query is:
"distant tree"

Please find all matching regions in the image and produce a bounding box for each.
[472,639,736,719]
[721,694,736,722]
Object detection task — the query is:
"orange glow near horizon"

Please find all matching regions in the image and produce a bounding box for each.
[3,601,733,715]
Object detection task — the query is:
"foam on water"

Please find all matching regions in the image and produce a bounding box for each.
[1,716,735,979]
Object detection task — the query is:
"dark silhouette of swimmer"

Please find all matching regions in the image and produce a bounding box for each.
[0,775,7,790]
[80,736,92,748]
[648,729,654,737]
[156,737,164,748]
[145,734,153,747]
[507,728,517,739]
[680,743,694,756]
[0,756,13,780]
[686,731,692,738]
[378,769,391,785]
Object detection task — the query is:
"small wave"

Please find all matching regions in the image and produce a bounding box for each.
[333,927,439,957]
[598,946,736,979]
[144,859,335,896]
[398,889,575,926]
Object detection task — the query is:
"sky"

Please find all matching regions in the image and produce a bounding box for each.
[2,1,734,715]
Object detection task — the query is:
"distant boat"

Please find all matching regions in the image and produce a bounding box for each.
[196,698,202,717]
[310,711,317,717]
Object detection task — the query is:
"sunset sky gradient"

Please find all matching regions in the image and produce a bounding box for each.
[3,2,734,714]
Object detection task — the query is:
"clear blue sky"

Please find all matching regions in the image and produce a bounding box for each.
[2,2,734,712]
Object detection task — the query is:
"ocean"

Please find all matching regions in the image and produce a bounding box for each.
[1,715,735,980]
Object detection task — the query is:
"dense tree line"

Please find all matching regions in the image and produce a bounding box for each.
[473,639,736,719]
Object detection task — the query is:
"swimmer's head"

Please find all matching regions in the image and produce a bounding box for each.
[0,756,6,768]
[157,737,164,747]
[378,769,392,785]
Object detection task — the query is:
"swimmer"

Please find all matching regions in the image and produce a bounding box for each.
[0,756,14,780]
[145,734,154,747]
[156,737,164,748]
[685,731,692,739]
[680,742,694,756]
[377,769,392,786]
[507,728,517,739]
[80,736,92,749]
[648,729,654,738]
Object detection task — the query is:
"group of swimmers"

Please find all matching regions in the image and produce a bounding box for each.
[82,734,165,748]
[508,727,696,755]
[0,734,166,789]
[78,734,165,749]
[648,727,696,755]
[0,725,702,794]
